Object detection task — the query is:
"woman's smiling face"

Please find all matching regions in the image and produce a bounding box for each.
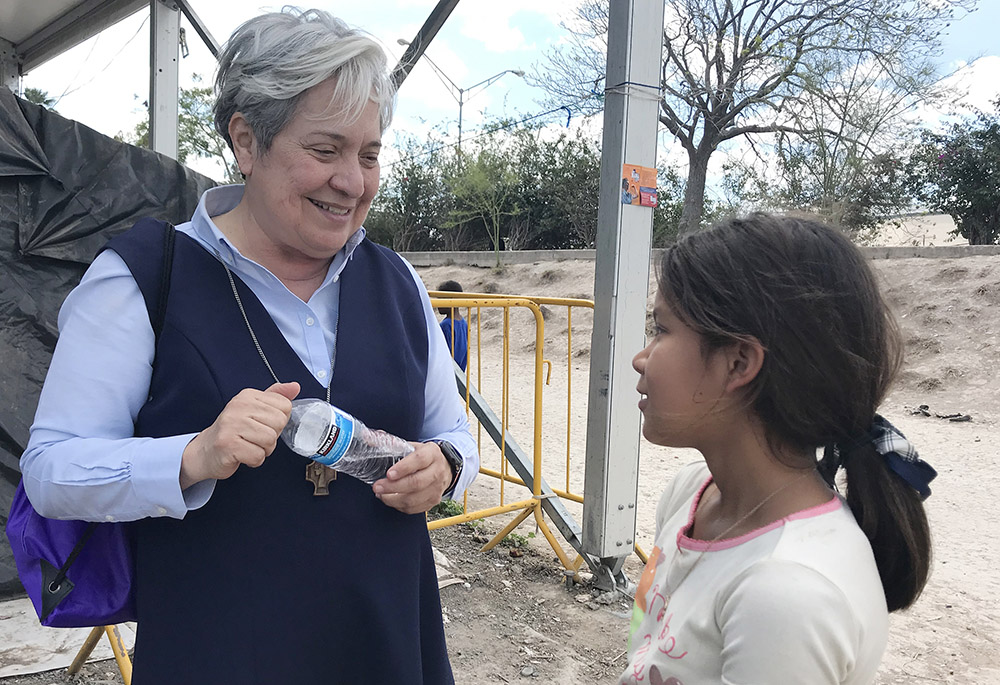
[236,77,383,261]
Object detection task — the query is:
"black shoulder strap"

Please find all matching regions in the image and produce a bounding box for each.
[104,217,176,344]
[152,221,175,343]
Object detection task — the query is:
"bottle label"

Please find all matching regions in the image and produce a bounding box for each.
[312,405,355,466]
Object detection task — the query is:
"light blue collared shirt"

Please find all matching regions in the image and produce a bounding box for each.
[21,185,478,522]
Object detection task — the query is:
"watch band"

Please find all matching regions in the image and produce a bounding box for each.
[433,440,463,496]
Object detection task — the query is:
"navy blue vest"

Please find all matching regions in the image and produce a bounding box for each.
[106,221,452,684]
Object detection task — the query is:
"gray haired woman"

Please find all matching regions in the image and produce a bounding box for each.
[21,8,476,683]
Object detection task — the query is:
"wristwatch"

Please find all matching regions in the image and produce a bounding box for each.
[433,440,463,497]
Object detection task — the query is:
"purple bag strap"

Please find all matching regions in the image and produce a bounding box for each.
[42,222,175,614]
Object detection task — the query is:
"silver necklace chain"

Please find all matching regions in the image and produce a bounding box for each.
[223,263,335,403]
[663,470,812,606]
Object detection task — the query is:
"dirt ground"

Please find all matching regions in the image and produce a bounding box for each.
[3,234,998,684]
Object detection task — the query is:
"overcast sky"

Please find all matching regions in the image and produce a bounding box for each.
[20,0,1000,188]
[21,1,576,157]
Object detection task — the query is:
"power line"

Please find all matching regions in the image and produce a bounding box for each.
[53,33,101,106]
[54,13,150,105]
[384,95,601,170]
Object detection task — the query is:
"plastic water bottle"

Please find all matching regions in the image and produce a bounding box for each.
[280,398,414,484]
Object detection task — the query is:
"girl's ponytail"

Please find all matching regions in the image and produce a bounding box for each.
[820,419,935,612]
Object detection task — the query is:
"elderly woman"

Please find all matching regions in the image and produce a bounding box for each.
[20,8,476,684]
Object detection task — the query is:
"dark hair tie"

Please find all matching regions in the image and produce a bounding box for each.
[830,414,937,500]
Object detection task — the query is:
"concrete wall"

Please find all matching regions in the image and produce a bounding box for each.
[401,245,1000,267]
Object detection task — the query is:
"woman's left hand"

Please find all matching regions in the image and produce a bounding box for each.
[372,442,453,514]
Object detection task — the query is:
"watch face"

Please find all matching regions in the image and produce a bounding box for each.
[436,441,462,496]
[437,441,462,472]
[440,441,459,465]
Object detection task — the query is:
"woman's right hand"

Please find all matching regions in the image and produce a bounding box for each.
[179,381,300,489]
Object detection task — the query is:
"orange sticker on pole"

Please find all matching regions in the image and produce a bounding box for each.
[621,164,657,207]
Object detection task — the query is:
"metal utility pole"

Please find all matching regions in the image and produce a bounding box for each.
[396,38,521,157]
[582,0,665,592]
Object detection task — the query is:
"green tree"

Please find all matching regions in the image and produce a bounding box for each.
[366,135,453,251]
[534,0,973,234]
[447,145,521,267]
[372,123,604,252]
[537,130,602,248]
[498,124,602,250]
[22,87,56,109]
[724,140,910,243]
[371,121,691,252]
[118,76,240,183]
[907,102,1000,245]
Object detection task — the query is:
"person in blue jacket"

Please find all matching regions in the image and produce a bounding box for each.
[621,178,634,204]
[437,280,468,371]
[20,8,478,684]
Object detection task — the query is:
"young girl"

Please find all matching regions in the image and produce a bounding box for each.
[623,214,935,684]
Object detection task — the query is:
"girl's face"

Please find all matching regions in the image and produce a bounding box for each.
[632,291,732,448]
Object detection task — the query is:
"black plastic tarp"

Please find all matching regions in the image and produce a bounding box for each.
[0,88,216,598]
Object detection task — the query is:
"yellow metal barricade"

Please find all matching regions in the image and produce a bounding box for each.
[68,624,132,684]
[428,291,614,571]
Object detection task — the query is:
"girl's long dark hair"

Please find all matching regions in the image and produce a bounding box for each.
[659,214,930,612]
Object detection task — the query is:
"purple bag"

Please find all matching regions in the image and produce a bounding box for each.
[6,485,136,627]
[5,220,175,627]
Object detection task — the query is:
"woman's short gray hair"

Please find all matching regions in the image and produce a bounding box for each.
[213,7,395,153]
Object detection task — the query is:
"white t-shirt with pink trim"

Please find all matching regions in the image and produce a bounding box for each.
[620,461,888,685]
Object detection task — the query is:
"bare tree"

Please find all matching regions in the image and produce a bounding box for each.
[505,216,534,251]
[437,222,478,251]
[534,0,974,234]
[725,47,932,237]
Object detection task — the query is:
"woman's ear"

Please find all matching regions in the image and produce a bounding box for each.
[724,338,764,393]
[228,113,257,177]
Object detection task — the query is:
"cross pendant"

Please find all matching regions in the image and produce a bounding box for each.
[305,462,337,496]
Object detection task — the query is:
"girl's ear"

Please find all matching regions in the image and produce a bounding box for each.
[724,338,765,393]
[228,113,257,177]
